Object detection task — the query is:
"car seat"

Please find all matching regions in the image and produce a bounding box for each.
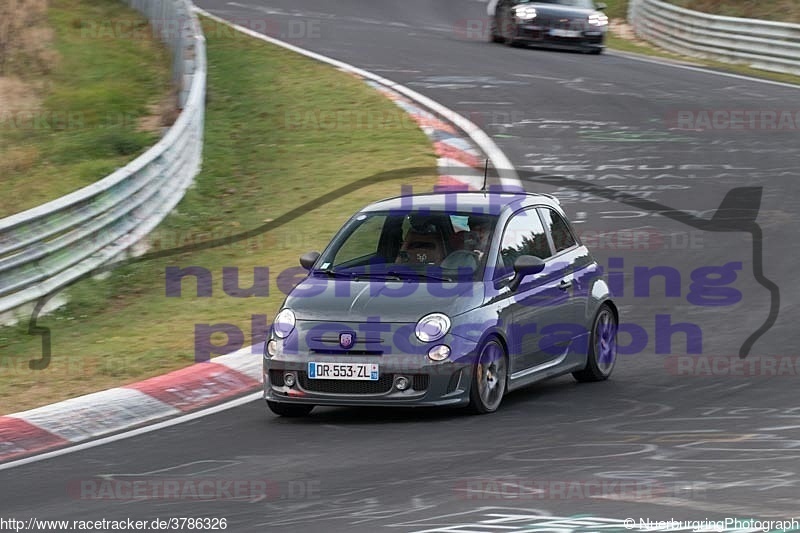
[397,230,447,265]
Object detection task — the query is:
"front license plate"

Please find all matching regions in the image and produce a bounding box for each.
[308,362,379,380]
[550,28,582,37]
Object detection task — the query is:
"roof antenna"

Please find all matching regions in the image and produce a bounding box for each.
[482,159,490,191]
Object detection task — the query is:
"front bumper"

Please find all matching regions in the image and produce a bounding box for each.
[514,24,605,51]
[264,335,479,408]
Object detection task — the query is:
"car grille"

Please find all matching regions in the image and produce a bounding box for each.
[298,372,395,394]
[537,15,585,30]
[308,334,385,355]
[535,14,558,28]
[296,372,430,394]
[268,370,285,387]
[309,349,383,356]
[412,374,430,391]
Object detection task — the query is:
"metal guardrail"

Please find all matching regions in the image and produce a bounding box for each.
[0,0,206,323]
[628,0,800,77]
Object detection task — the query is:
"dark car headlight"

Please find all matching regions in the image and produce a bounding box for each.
[514,5,537,20]
[588,12,608,26]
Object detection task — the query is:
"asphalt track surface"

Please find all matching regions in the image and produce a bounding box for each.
[3,0,800,530]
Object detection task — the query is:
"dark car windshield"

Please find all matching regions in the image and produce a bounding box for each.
[314,210,500,281]
[524,0,597,9]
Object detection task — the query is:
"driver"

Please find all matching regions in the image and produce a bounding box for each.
[463,215,493,260]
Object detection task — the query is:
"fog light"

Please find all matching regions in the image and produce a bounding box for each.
[428,344,451,362]
[284,372,296,387]
[266,339,279,357]
[395,376,410,391]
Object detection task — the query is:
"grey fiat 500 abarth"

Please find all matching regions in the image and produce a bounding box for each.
[264,190,618,416]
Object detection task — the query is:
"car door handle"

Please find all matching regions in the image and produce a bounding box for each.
[558,279,573,291]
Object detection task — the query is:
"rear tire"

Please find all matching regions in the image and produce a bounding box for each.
[267,400,314,417]
[468,339,508,414]
[573,304,617,382]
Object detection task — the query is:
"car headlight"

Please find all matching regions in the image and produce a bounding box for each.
[273,308,296,339]
[588,12,608,26]
[415,313,451,343]
[514,5,537,20]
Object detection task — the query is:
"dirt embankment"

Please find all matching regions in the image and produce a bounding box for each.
[0,0,57,105]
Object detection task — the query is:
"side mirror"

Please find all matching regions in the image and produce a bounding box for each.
[300,251,321,270]
[509,255,546,291]
[595,2,607,10]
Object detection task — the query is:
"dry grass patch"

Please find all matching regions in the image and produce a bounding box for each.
[0,0,57,77]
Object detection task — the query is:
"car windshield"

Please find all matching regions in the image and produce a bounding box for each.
[314,210,500,281]
[525,0,597,9]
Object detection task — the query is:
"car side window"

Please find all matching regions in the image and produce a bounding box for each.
[538,208,577,253]
[495,209,552,277]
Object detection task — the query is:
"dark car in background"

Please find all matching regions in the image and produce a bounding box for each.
[264,191,618,417]
[488,0,608,54]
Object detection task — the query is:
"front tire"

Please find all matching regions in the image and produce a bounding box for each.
[495,2,520,47]
[503,18,521,47]
[468,339,508,414]
[489,16,504,43]
[267,400,314,417]
[573,304,617,382]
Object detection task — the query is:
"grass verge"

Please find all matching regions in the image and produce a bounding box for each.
[0,17,438,414]
[0,0,172,218]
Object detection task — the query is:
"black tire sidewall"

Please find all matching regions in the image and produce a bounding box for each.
[468,339,507,413]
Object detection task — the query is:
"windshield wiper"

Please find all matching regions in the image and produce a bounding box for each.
[386,270,453,282]
[316,268,356,279]
[316,269,451,282]
[316,269,402,281]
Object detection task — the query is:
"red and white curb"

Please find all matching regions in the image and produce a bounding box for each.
[0,7,522,466]
[0,350,261,463]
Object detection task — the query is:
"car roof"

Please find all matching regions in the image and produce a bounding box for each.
[360,190,562,216]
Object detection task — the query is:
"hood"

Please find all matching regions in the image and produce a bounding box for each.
[284,278,485,323]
